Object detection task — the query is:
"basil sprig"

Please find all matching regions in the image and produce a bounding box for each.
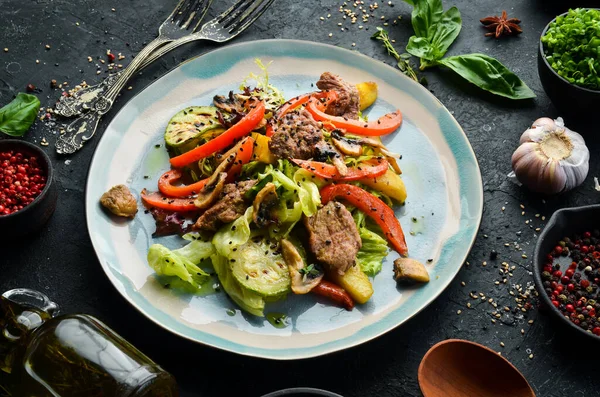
[403,0,535,100]
[0,93,41,137]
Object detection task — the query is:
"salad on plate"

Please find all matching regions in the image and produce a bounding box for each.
[138,60,428,317]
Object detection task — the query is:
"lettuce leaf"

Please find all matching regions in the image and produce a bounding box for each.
[353,210,389,276]
[211,253,266,317]
[293,168,323,217]
[147,241,214,289]
[212,206,254,257]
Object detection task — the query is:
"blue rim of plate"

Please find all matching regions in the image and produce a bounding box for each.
[85,39,483,360]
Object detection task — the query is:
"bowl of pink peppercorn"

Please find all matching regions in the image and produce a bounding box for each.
[534,204,600,341]
[0,139,57,238]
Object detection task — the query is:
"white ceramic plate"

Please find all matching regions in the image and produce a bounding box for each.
[86,39,483,359]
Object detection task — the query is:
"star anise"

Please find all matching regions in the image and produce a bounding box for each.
[480,10,523,38]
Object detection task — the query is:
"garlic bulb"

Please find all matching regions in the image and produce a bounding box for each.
[510,117,589,194]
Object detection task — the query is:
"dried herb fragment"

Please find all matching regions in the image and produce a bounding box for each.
[480,10,522,38]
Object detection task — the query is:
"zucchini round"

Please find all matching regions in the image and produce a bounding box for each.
[164,106,221,150]
[229,239,291,297]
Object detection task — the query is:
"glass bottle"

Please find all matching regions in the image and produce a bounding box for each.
[0,288,178,397]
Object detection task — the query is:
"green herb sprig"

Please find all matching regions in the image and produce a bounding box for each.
[372,28,421,83]
[298,264,321,278]
[541,8,600,91]
[388,0,536,100]
[0,93,41,137]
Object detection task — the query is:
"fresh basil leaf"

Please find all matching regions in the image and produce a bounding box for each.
[407,36,434,59]
[402,0,415,5]
[0,93,40,137]
[410,0,443,38]
[428,6,461,59]
[438,54,536,99]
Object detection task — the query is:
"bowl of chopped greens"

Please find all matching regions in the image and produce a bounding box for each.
[538,8,600,117]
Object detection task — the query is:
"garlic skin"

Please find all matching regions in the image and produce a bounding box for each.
[511,117,589,194]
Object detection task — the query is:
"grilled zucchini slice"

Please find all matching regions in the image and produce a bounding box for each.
[229,239,291,297]
[164,106,221,151]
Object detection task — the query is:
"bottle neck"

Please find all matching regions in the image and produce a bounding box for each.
[0,290,58,374]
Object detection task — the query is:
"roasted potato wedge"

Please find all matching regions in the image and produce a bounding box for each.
[360,169,407,204]
[329,264,374,304]
[356,82,378,111]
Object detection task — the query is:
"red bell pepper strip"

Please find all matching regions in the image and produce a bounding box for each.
[293,158,389,181]
[320,184,408,256]
[141,189,198,212]
[312,281,354,310]
[170,101,265,168]
[306,99,402,136]
[223,136,254,182]
[158,170,208,198]
[157,136,255,197]
[265,91,337,137]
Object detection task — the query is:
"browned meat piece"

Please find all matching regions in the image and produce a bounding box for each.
[194,180,256,231]
[303,201,361,274]
[316,72,360,120]
[269,109,323,160]
[100,185,138,218]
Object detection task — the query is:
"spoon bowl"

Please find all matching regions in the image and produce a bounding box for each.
[418,339,535,397]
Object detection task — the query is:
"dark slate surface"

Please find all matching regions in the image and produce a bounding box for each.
[1,0,599,396]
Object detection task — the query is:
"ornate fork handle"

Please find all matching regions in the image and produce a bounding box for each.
[53,73,121,118]
[55,39,168,154]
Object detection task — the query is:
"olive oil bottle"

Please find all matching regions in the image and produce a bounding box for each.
[0,289,178,396]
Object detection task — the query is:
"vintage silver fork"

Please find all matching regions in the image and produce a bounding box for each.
[54,0,213,154]
[55,0,274,155]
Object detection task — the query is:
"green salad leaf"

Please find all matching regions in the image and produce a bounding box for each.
[293,168,323,217]
[438,54,537,99]
[353,211,389,276]
[147,241,214,290]
[211,253,265,317]
[212,207,254,257]
[0,93,41,137]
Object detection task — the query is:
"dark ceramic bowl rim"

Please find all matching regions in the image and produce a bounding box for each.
[260,388,343,397]
[532,204,600,342]
[539,8,600,94]
[0,139,53,220]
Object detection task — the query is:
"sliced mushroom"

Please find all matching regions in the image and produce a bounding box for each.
[331,155,349,176]
[100,184,138,218]
[393,258,430,283]
[194,172,227,209]
[215,137,249,166]
[331,130,363,157]
[280,239,323,294]
[358,137,402,174]
[213,92,245,114]
[252,182,279,227]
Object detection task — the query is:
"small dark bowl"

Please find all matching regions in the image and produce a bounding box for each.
[0,140,57,238]
[533,204,600,341]
[538,10,600,119]
[261,388,343,397]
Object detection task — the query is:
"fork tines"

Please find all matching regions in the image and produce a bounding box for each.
[172,0,212,29]
[219,0,275,33]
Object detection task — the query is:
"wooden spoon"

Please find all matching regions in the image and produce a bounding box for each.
[418,339,535,397]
